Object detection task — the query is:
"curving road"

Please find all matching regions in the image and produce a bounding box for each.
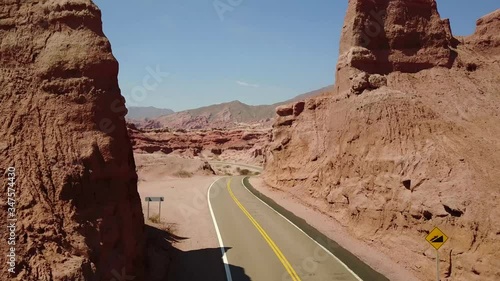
[208,176,363,281]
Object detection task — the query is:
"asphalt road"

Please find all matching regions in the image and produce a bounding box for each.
[208,176,362,281]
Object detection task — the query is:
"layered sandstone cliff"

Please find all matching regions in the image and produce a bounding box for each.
[264,1,500,280]
[128,124,268,165]
[0,1,144,280]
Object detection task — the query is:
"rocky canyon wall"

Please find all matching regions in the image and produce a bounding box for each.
[0,0,144,280]
[335,0,455,94]
[264,1,500,280]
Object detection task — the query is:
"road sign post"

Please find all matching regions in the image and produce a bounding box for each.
[436,250,439,281]
[425,227,449,281]
[145,197,164,221]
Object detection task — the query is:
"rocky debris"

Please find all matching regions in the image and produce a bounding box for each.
[264,2,500,281]
[351,72,370,95]
[368,74,387,89]
[349,72,388,95]
[128,126,269,165]
[0,1,144,280]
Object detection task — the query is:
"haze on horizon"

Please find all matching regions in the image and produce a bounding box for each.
[94,0,498,112]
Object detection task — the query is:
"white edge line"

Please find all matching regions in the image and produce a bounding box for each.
[208,177,233,281]
[241,177,364,281]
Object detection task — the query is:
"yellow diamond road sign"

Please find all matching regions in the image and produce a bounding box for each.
[426,227,449,250]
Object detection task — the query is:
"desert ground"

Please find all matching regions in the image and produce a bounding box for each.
[135,153,419,280]
[135,153,264,280]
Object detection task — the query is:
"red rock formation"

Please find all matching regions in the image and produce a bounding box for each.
[0,1,144,280]
[129,126,269,164]
[276,105,294,117]
[464,9,500,55]
[264,2,500,281]
[129,87,334,131]
[335,0,455,94]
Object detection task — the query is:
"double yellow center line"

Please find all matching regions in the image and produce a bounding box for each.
[226,179,302,281]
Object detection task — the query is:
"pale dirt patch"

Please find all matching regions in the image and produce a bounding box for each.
[136,152,228,280]
[135,152,214,181]
[137,173,221,252]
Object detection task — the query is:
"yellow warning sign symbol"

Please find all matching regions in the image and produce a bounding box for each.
[425,227,449,250]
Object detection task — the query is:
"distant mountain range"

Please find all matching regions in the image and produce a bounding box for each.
[126,106,174,120]
[127,85,333,129]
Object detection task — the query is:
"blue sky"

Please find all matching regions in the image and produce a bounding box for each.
[93,0,498,111]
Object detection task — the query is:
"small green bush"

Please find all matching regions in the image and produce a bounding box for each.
[149,214,162,224]
[176,170,193,178]
[239,169,251,176]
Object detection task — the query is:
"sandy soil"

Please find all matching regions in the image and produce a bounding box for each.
[249,177,420,281]
[139,173,230,281]
[135,152,215,180]
[136,172,220,252]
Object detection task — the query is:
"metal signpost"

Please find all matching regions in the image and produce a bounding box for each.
[145,196,164,221]
[425,227,449,281]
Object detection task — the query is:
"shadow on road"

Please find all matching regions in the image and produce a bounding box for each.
[170,247,251,281]
[144,224,251,281]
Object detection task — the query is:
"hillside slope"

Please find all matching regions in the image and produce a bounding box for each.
[154,100,274,129]
[264,2,500,281]
[142,86,333,129]
[126,106,174,120]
